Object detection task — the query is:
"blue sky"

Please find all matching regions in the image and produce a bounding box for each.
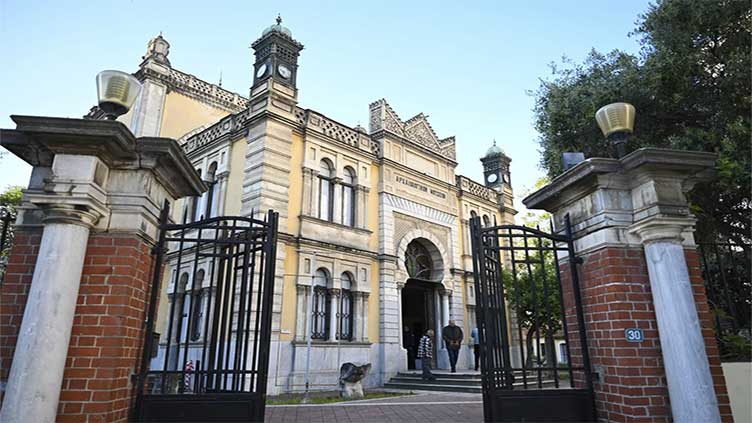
[0,0,652,212]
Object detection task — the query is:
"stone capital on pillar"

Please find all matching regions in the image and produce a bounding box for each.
[524,148,717,252]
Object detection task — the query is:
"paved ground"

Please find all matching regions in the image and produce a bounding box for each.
[265,392,484,422]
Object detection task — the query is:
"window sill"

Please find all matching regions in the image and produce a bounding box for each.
[300,215,372,235]
[292,339,372,348]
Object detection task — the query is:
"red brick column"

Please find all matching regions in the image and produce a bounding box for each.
[0,231,156,422]
[0,228,43,393]
[560,246,732,422]
[685,249,733,421]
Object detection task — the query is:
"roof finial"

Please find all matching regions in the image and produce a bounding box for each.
[493,138,497,146]
[218,70,223,87]
[276,14,282,25]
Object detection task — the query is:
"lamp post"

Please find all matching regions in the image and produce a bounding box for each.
[95,70,142,120]
[595,102,636,159]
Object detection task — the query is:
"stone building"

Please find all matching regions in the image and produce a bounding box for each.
[102,19,516,394]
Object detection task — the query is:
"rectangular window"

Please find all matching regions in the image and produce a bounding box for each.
[559,343,568,364]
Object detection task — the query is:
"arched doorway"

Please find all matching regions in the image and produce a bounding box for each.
[401,239,444,370]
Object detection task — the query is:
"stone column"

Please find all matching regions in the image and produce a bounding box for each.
[523,148,731,422]
[328,288,340,341]
[1,207,98,423]
[441,290,450,327]
[631,219,721,422]
[295,285,308,341]
[361,293,370,342]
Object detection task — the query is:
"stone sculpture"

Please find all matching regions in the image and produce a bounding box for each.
[339,362,371,399]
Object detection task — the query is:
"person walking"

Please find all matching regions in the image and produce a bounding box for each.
[442,320,463,373]
[417,329,436,380]
[470,327,480,371]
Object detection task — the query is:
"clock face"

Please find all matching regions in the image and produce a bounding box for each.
[277,64,291,79]
[255,63,267,78]
[502,173,510,183]
[487,173,498,183]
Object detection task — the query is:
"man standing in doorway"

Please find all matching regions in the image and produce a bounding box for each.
[470,327,480,371]
[442,320,463,373]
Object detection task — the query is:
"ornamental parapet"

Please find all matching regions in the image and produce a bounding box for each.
[456,175,499,203]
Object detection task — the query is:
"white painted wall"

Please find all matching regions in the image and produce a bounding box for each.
[722,362,751,423]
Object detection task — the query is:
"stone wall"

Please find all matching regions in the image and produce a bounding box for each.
[0,228,43,395]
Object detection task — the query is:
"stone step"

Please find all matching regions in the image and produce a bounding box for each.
[383,381,482,394]
[390,376,482,387]
[396,371,482,380]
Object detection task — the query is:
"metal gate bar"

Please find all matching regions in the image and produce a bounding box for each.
[469,214,596,422]
[135,201,278,422]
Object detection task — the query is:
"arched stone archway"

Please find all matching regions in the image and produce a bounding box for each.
[395,229,451,291]
[396,230,455,370]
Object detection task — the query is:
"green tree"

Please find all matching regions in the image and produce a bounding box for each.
[532,0,751,244]
[0,185,22,283]
[502,248,561,369]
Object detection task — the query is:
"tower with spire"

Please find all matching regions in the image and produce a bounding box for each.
[481,140,511,192]
[250,15,304,96]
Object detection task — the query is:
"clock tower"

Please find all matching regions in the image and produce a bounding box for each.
[251,15,304,93]
[481,140,511,192]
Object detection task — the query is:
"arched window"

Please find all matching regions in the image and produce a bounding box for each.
[192,169,203,222]
[205,162,219,218]
[189,270,205,341]
[311,268,330,340]
[405,240,433,280]
[470,210,478,219]
[339,272,354,341]
[341,167,356,227]
[483,214,491,227]
[318,159,335,221]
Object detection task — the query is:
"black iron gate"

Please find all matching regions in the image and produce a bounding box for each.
[469,215,595,422]
[134,202,279,422]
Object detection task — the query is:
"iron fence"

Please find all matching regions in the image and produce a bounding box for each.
[697,240,751,360]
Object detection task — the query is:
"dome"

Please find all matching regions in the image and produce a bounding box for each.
[262,15,292,38]
[485,140,504,157]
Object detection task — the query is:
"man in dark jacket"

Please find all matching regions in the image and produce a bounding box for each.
[442,320,463,373]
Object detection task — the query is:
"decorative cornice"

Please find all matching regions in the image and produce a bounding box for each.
[138,67,248,113]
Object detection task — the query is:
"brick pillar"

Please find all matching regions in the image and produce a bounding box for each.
[0,116,204,422]
[524,148,732,422]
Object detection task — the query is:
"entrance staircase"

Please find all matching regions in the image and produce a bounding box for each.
[384,370,560,393]
[385,371,482,393]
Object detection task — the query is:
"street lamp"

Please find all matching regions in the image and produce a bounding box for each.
[96,70,142,120]
[595,102,635,159]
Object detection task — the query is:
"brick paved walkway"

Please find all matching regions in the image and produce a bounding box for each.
[265,392,484,422]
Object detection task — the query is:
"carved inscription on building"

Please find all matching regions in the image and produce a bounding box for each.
[395,175,446,199]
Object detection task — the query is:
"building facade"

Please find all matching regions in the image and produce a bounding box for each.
[104,20,517,394]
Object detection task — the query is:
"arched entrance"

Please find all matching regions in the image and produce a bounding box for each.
[400,238,444,370]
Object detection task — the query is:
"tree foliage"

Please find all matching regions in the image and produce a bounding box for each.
[502,247,561,367]
[532,0,751,244]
